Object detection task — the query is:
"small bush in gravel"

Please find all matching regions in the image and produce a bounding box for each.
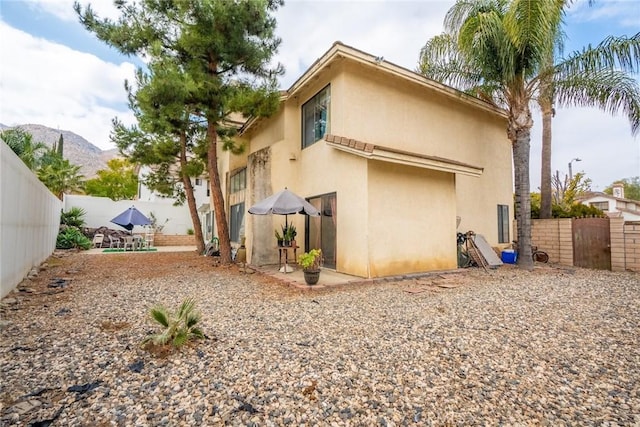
[142,298,204,349]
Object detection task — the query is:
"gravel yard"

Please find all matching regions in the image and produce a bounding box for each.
[1,251,639,426]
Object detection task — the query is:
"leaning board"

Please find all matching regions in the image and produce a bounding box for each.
[472,234,503,267]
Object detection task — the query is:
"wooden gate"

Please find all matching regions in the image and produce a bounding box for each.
[572,218,611,270]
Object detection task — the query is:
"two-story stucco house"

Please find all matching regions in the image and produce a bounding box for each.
[214,42,514,278]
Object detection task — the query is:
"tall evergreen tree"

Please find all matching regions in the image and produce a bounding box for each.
[57,133,64,158]
[419,0,640,268]
[76,0,283,264]
[111,109,209,254]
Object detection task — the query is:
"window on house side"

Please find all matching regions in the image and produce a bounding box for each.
[590,201,609,211]
[302,85,331,149]
[195,178,202,186]
[230,202,245,243]
[497,204,509,244]
[230,169,246,193]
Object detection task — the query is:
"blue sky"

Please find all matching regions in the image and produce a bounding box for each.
[1,0,638,190]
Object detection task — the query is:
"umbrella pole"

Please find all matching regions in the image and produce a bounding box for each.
[285,215,289,272]
[283,214,293,273]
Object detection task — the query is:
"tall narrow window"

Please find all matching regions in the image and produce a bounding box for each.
[230,168,246,193]
[497,204,509,243]
[302,85,331,148]
[228,168,247,243]
[230,202,245,243]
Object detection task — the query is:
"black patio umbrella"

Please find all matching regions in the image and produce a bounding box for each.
[248,188,320,228]
[110,206,152,232]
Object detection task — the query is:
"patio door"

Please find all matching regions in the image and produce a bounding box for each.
[306,193,337,269]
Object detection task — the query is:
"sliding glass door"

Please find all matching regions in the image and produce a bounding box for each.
[306,193,337,269]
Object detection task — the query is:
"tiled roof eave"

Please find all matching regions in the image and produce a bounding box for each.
[324,134,483,177]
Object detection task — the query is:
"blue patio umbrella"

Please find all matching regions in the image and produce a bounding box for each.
[110,206,151,232]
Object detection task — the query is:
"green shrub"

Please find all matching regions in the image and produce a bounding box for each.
[142,298,204,349]
[298,249,322,271]
[56,227,92,250]
[60,207,87,228]
[530,196,604,219]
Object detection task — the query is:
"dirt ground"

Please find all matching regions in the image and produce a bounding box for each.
[5,249,310,309]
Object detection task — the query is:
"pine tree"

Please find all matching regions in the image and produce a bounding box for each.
[76,0,283,264]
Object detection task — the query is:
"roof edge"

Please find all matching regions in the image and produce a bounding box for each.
[325,134,484,177]
[287,42,507,119]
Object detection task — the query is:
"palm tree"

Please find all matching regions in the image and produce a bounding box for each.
[1,128,48,170]
[539,28,640,217]
[419,0,640,268]
[37,153,84,200]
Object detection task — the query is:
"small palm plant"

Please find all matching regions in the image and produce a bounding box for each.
[142,298,204,349]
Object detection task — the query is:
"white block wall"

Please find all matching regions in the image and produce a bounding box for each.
[63,195,193,236]
[1,142,61,298]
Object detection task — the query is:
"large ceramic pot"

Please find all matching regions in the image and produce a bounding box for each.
[303,270,320,285]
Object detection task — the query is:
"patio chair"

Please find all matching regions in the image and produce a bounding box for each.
[108,235,121,248]
[123,235,136,251]
[144,233,154,249]
[92,233,104,248]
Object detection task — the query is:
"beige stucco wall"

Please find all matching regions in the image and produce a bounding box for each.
[455,130,513,246]
[334,61,513,247]
[296,138,369,276]
[240,52,512,277]
[244,106,302,263]
[368,161,457,277]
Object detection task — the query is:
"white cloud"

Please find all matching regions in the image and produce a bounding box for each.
[566,0,640,29]
[0,22,136,150]
[1,0,637,189]
[26,0,123,22]
[274,0,452,87]
[530,108,639,191]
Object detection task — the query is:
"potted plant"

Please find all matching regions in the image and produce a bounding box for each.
[281,223,297,246]
[298,249,322,285]
[285,224,297,247]
[275,229,284,247]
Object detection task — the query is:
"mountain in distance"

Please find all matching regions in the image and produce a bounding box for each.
[0,123,119,178]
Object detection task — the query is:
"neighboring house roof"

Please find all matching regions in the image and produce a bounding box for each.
[241,41,508,135]
[325,134,483,177]
[616,205,640,215]
[578,192,640,221]
[578,191,640,206]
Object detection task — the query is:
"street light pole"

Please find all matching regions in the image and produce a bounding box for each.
[568,157,581,180]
